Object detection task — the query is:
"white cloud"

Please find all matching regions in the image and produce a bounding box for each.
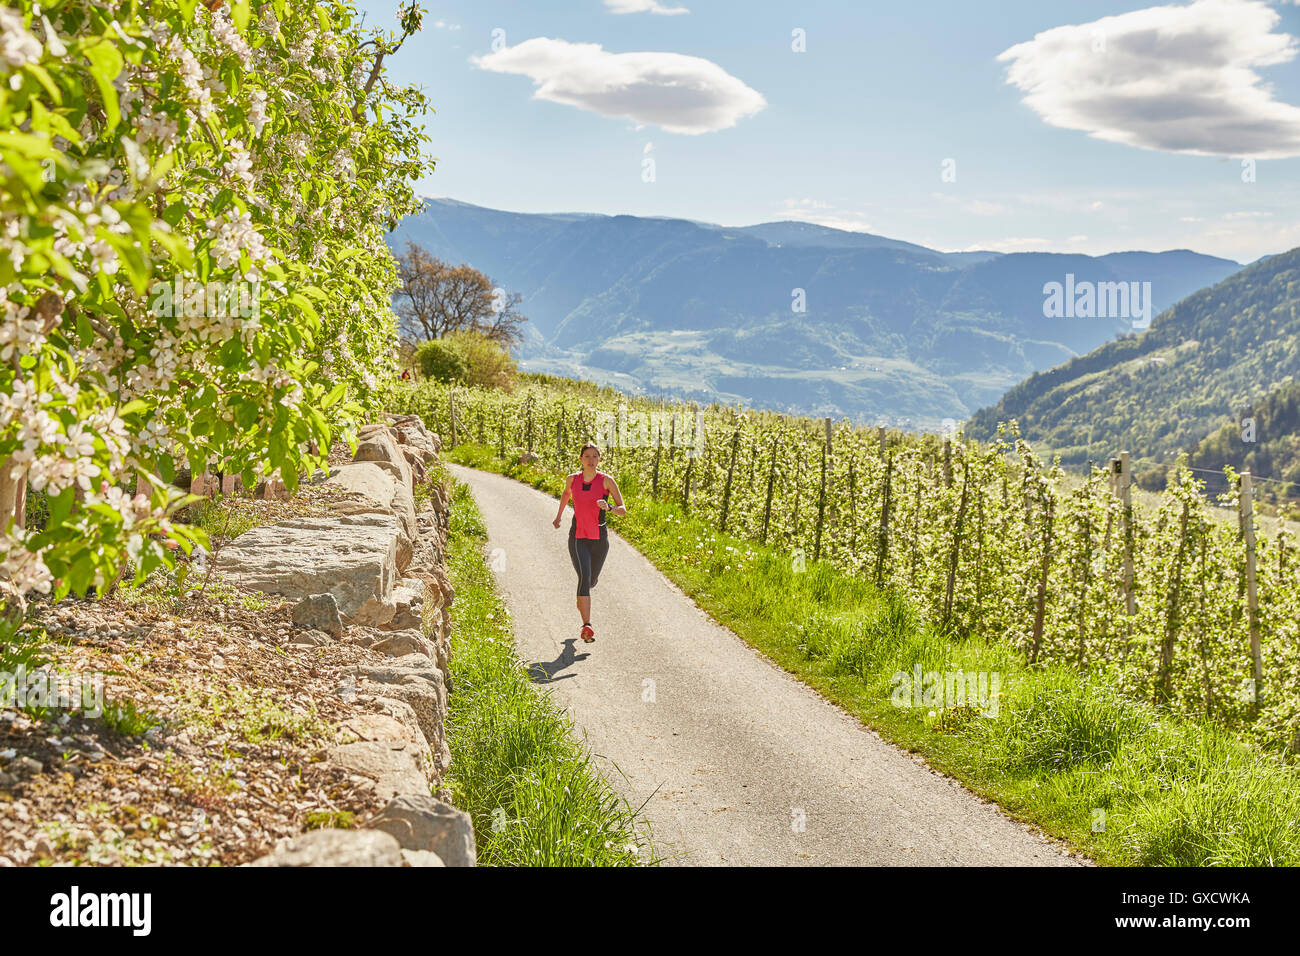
[929,192,1008,216]
[473,37,765,134]
[433,20,461,31]
[604,0,689,14]
[775,200,874,232]
[998,0,1300,158]
[962,237,1054,253]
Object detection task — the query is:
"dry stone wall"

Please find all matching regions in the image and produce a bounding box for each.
[219,414,473,867]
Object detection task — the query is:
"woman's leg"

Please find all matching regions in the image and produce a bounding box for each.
[569,532,593,623]
[587,536,610,591]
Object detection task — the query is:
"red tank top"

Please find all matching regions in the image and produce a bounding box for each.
[570,472,608,540]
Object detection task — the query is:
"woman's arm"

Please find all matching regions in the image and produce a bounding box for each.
[600,477,628,517]
[553,479,572,528]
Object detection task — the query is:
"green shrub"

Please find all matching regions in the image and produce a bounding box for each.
[416,338,469,383]
[416,331,517,390]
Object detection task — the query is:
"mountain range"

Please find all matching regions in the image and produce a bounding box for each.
[387,198,1243,429]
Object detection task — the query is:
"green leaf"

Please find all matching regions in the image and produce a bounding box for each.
[82,39,124,130]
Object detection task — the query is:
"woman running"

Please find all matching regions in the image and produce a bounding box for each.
[552,443,626,643]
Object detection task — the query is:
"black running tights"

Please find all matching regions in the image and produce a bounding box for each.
[569,531,609,597]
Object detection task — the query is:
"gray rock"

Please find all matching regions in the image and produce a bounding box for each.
[365,697,430,752]
[372,630,434,658]
[285,629,333,649]
[368,794,476,867]
[401,848,446,867]
[249,828,403,867]
[339,712,423,749]
[389,417,441,463]
[216,512,401,626]
[291,593,344,638]
[327,740,430,800]
[350,661,443,688]
[358,677,445,755]
[14,756,42,776]
[384,582,424,631]
[351,429,415,498]
[323,462,417,568]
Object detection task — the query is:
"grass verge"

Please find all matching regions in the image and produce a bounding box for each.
[445,443,1300,867]
[443,478,654,866]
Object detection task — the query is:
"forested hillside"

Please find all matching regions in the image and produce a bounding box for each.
[968,248,1300,475]
[1161,380,1300,502]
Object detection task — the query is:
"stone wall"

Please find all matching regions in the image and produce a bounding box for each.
[218,414,474,867]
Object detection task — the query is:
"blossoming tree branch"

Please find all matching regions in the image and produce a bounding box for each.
[0,0,434,602]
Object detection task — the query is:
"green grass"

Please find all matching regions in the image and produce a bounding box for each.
[304,809,356,830]
[445,443,1300,867]
[444,479,655,866]
[98,698,161,737]
[186,496,273,544]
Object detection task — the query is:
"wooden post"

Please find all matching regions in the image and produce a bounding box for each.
[652,433,662,500]
[1198,533,1213,719]
[760,440,777,545]
[1029,491,1054,664]
[874,456,893,586]
[477,409,484,444]
[1240,471,1263,712]
[719,428,741,533]
[1076,496,1093,667]
[526,401,534,455]
[943,455,970,627]
[556,420,563,466]
[943,438,953,488]
[791,455,803,538]
[448,391,458,449]
[1158,496,1191,704]
[908,475,921,588]
[847,459,857,552]
[814,443,828,562]
[823,417,833,457]
[498,417,505,459]
[877,425,886,460]
[974,481,985,622]
[683,455,693,514]
[1118,451,1136,616]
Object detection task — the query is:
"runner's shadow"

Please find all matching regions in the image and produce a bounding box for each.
[528,639,589,684]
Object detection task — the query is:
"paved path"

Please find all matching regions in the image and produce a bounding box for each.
[449,464,1083,867]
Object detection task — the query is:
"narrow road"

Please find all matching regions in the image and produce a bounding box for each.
[449,464,1082,867]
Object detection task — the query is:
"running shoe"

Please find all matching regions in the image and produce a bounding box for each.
[580,624,595,643]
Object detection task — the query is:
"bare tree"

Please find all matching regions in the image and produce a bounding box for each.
[394,242,527,347]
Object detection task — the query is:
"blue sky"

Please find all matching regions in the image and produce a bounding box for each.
[360,0,1300,262]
